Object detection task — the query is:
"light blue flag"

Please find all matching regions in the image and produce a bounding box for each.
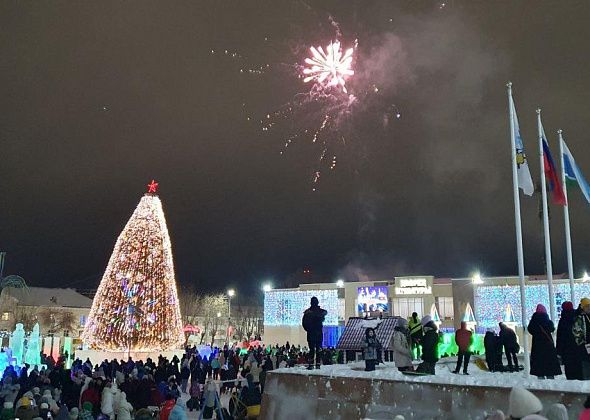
[562,140,590,205]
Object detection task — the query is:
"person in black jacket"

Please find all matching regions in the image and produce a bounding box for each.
[557,301,582,380]
[416,316,439,375]
[499,322,520,372]
[302,296,328,370]
[528,304,562,379]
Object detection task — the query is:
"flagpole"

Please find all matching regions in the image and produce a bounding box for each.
[537,109,557,323]
[559,130,575,302]
[507,82,529,375]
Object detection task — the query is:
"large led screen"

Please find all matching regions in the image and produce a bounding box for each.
[357,286,388,314]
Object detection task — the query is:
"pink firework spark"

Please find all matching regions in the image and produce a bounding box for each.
[303,41,354,93]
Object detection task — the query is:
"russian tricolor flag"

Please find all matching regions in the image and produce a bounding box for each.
[542,137,567,206]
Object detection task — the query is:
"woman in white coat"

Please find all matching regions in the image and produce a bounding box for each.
[393,318,414,372]
[100,382,115,419]
[116,392,133,420]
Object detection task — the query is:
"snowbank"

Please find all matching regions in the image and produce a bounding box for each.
[260,362,589,419]
[273,361,590,393]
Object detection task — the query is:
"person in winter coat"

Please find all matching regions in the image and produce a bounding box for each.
[580,396,590,420]
[484,330,504,372]
[80,382,100,416]
[508,387,543,419]
[556,301,582,380]
[408,312,423,360]
[0,402,14,420]
[116,392,132,420]
[362,328,382,371]
[187,377,200,412]
[528,304,561,379]
[168,399,187,420]
[159,395,176,420]
[100,382,115,419]
[453,321,473,374]
[416,316,439,375]
[545,403,567,420]
[302,296,328,369]
[249,361,262,384]
[14,395,38,420]
[573,297,590,379]
[499,322,520,372]
[180,361,190,393]
[392,319,413,372]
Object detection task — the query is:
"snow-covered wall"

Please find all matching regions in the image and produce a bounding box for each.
[261,363,588,419]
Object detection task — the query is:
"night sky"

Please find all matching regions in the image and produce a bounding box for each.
[2,1,590,295]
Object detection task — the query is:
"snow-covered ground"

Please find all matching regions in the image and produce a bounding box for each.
[176,360,590,419]
[274,359,590,394]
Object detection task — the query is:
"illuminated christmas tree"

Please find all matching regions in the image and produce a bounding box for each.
[82,181,184,351]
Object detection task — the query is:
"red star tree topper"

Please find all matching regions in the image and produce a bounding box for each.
[147,180,159,193]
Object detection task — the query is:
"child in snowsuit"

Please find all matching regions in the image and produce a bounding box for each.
[362,328,382,371]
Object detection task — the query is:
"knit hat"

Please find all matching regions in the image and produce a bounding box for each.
[396,318,408,328]
[16,397,31,410]
[509,387,543,418]
[69,407,79,420]
[40,403,49,410]
[545,403,567,420]
[579,408,590,420]
[581,297,590,307]
[561,301,574,312]
[535,304,547,314]
[420,315,432,326]
[24,391,34,399]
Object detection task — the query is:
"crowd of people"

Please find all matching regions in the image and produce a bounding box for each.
[384,298,590,382]
[0,341,319,420]
[1,295,590,419]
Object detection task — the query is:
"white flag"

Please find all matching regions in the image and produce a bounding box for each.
[510,96,535,196]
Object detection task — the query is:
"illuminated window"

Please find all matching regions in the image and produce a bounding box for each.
[391,298,423,319]
[436,297,454,319]
[79,315,87,327]
[1,312,9,321]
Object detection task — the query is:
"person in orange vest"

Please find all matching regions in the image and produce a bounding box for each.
[453,321,473,375]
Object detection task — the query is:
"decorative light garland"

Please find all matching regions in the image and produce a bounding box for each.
[82,185,184,351]
[264,289,339,326]
[475,283,590,329]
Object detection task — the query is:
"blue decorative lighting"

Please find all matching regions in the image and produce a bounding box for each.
[475,283,590,329]
[264,289,339,326]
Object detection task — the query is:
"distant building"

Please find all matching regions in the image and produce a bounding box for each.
[0,286,93,338]
[265,273,581,347]
[263,276,453,347]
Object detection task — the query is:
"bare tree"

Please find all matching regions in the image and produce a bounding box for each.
[196,294,227,345]
[12,307,38,331]
[178,284,200,326]
[232,304,263,341]
[38,308,76,335]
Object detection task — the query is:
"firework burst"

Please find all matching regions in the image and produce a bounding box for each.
[303,41,355,93]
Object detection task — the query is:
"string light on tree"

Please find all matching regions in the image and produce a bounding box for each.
[82,181,184,351]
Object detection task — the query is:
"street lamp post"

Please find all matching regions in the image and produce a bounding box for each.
[227,289,235,344]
